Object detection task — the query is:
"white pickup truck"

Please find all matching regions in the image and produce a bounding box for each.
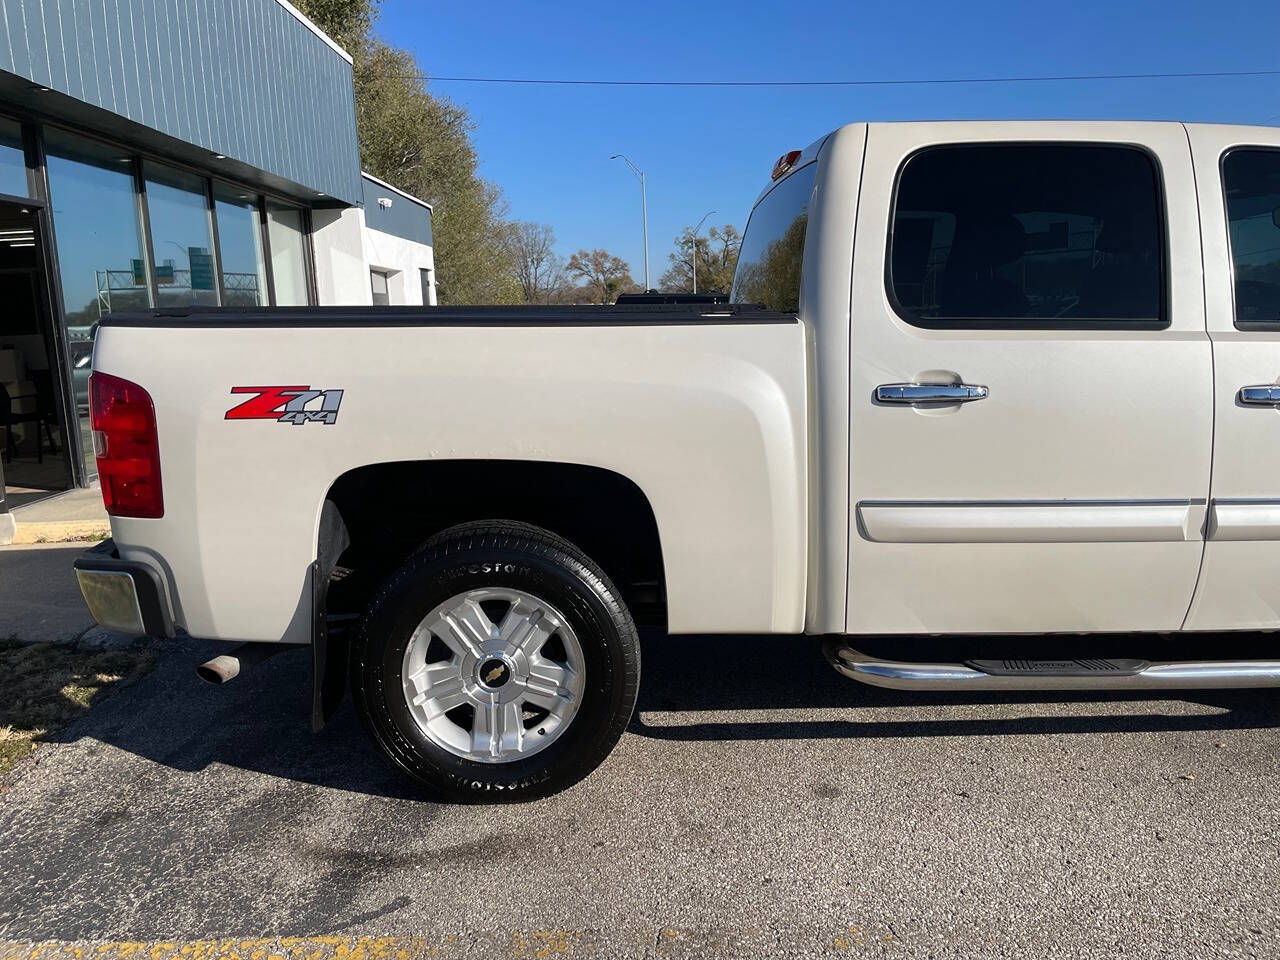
[75,120,1280,799]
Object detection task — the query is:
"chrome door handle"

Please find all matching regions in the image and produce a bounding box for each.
[875,383,989,404]
[1240,385,1280,405]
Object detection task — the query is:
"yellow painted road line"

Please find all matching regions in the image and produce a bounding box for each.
[1,935,598,960]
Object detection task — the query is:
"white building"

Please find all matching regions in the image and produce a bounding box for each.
[315,172,438,307]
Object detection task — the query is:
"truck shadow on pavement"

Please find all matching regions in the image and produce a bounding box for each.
[37,630,1280,799]
[630,631,1280,742]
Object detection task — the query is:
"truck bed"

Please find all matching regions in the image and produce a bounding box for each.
[92,304,810,644]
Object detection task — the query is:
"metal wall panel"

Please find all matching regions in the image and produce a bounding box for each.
[0,0,362,204]
[360,173,432,245]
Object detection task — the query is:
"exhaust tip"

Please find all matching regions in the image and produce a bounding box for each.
[196,654,241,685]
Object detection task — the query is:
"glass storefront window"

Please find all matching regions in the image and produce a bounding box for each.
[144,163,219,307]
[266,202,309,305]
[213,186,267,306]
[0,119,28,197]
[44,129,150,477]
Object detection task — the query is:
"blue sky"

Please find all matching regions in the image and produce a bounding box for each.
[377,0,1280,286]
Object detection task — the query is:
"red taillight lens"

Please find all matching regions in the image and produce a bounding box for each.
[89,372,163,518]
[771,149,802,181]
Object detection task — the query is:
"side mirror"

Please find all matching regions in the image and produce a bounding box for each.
[1272,207,1280,230]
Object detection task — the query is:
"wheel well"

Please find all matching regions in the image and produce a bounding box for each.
[321,460,667,627]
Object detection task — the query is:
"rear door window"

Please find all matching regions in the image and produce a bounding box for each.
[731,164,817,313]
[1223,149,1280,327]
[889,144,1166,328]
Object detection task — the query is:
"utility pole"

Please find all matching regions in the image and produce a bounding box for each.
[611,154,649,290]
[691,210,716,294]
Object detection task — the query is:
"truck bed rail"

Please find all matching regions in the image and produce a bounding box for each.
[99,304,797,328]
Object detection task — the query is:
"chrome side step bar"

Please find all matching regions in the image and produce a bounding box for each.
[823,640,1280,691]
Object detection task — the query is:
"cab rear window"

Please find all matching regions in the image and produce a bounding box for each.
[731,164,816,313]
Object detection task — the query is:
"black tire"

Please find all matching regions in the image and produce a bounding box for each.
[351,520,640,802]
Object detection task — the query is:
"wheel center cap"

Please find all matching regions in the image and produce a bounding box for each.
[478,657,512,689]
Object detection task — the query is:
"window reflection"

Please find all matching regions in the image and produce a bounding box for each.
[266,202,308,305]
[213,187,267,306]
[44,129,151,477]
[731,164,815,313]
[145,163,219,307]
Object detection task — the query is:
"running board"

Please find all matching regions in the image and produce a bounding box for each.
[822,640,1280,691]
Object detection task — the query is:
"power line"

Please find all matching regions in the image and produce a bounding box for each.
[381,68,1280,89]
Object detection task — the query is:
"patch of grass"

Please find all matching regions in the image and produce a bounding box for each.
[0,637,153,780]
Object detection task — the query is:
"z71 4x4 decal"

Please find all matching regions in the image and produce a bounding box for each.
[225,386,344,425]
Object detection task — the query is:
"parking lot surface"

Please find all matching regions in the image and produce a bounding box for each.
[2,617,1279,957]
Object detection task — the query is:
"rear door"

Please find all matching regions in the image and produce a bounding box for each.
[1185,125,1280,629]
[846,122,1212,635]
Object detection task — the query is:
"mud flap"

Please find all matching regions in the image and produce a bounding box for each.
[311,500,351,732]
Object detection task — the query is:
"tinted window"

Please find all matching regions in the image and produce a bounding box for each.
[890,144,1164,326]
[1223,149,1280,326]
[731,163,816,312]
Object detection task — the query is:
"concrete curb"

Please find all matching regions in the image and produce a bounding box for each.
[0,512,14,546]
[7,520,111,545]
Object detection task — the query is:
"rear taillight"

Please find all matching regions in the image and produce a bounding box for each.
[771,149,802,180]
[89,372,163,518]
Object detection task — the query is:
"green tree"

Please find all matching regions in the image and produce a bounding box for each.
[293,0,519,304]
[566,249,635,304]
[659,224,741,294]
[291,0,371,50]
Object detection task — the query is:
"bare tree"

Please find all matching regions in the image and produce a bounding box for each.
[566,248,636,304]
[505,221,566,304]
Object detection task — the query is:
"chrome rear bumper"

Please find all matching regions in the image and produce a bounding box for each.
[74,538,174,639]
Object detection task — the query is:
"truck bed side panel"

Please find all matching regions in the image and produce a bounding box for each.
[96,321,809,641]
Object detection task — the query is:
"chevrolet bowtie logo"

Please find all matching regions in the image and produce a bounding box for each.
[485,664,506,685]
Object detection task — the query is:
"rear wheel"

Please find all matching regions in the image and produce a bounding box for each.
[351,520,640,801]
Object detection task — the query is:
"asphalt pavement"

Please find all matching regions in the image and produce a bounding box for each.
[2,544,1280,958]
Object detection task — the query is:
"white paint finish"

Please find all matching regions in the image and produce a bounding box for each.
[1185,124,1280,630]
[850,541,1205,634]
[1208,500,1280,541]
[97,322,809,643]
[311,207,372,306]
[363,227,435,306]
[857,501,1205,544]
[800,124,865,634]
[844,121,1213,634]
[310,206,437,307]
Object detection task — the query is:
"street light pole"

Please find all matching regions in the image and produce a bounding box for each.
[611,154,649,291]
[690,210,716,294]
